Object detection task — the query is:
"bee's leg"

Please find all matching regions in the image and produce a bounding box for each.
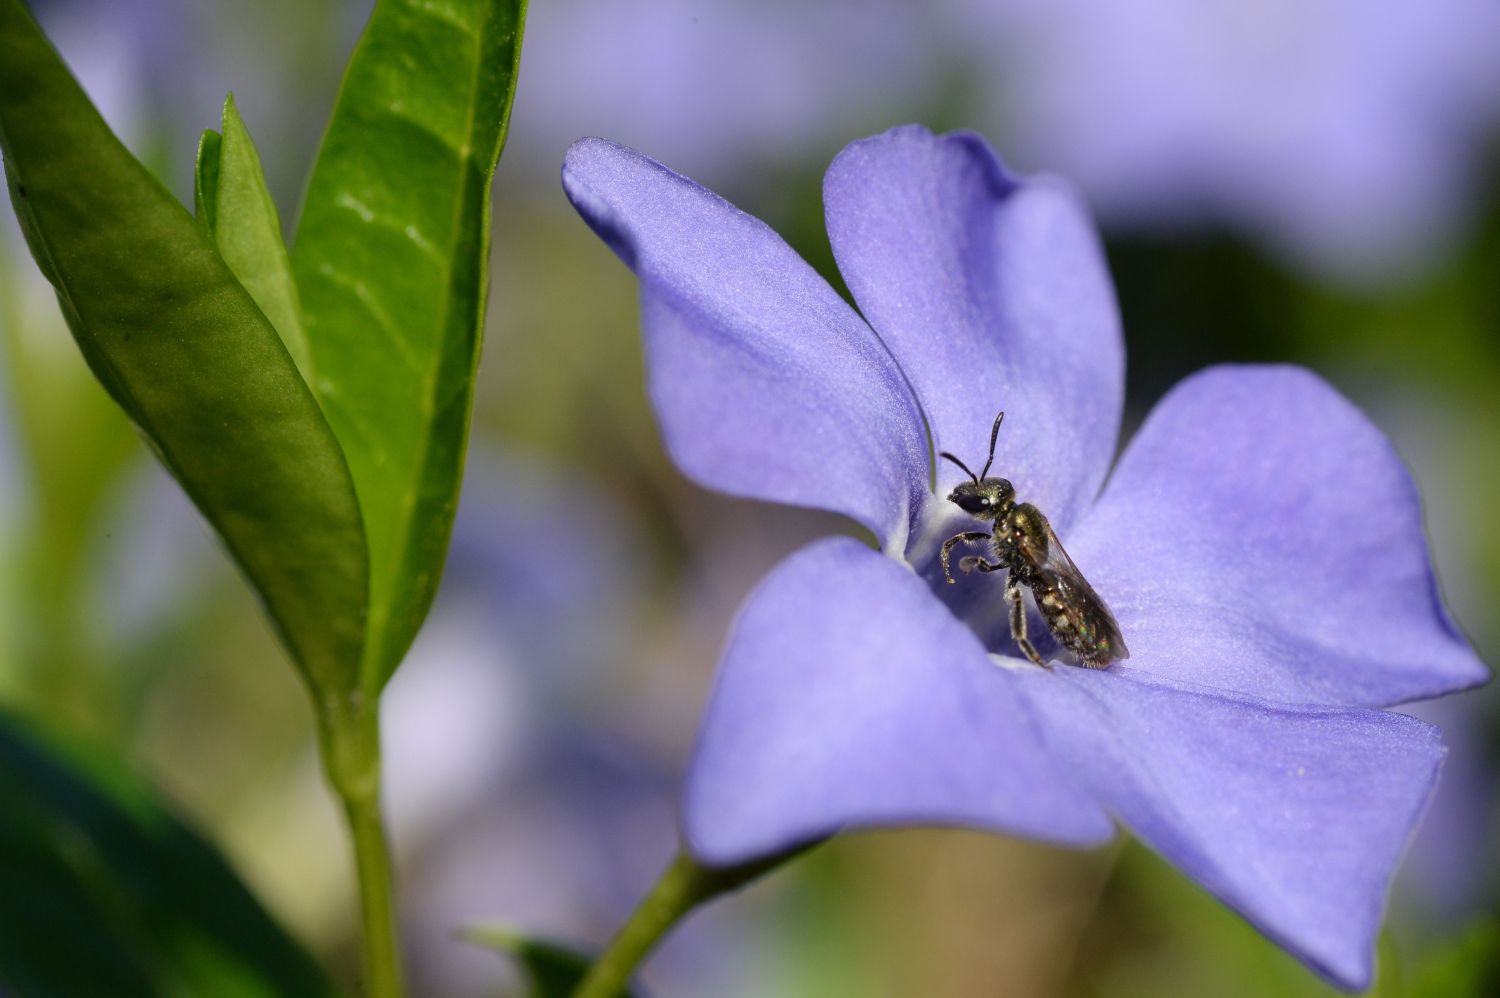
[1006,573,1047,668]
[940,531,994,584]
[958,556,1003,575]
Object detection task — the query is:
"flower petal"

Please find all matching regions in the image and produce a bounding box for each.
[562,138,929,550]
[682,536,1113,866]
[1014,666,1444,991]
[1071,365,1487,706]
[824,125,1123,531]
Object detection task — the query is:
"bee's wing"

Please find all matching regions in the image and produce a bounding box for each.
[1038,525,1129,664]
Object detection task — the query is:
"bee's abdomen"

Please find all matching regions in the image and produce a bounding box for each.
[1035,583,1114,669]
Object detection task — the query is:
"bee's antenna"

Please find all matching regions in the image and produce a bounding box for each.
[939,451,979,485]
[979,411,1005,480]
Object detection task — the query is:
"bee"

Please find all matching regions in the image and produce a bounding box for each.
[939,411,1128,669]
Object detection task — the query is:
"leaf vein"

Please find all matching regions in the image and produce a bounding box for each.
[313,262,424,372]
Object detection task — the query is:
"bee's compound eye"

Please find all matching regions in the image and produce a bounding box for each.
[954,494,989,514]
[980,497,992,507]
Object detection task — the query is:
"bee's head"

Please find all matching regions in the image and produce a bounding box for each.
[940,410,1014,521]
[946,478,1014,521]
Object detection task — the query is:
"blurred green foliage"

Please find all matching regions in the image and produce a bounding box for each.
[0,708,333,997]
[462,926,642,998]
[1409,918,1500,998]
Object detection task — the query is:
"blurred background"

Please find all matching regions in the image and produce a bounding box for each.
[1,0,1497,995]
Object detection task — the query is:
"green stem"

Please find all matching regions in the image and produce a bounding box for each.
[346,797,401,997]
[570,846,812,998]
[320,694,404,998]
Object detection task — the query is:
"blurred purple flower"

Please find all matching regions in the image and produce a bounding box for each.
[505,0,938,188]
[26,0,159,148]
[1399,692,1500,919]
[440,449,645,704]
[1365,391,1500,920]
[382,450,778,998]
[561,125,1488,989]
[947,0,1500,282]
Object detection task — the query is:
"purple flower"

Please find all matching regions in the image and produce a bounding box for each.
[945,0,1500,282]
[561,125,1488,989]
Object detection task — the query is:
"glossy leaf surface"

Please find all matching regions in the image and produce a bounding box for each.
[0,710,333,997]
[195,94,313,380]
[293,0,527,688]
[0,0,368,697]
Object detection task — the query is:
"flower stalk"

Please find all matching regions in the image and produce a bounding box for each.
[571,846,811,998]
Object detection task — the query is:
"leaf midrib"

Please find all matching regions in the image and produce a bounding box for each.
[360,0,493,689]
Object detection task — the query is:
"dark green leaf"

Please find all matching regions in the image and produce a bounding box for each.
[194,94,313,380]
[460,925,643,998]
[293,0,527,689]
[0,709,334,997]
[0,0,368,698]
